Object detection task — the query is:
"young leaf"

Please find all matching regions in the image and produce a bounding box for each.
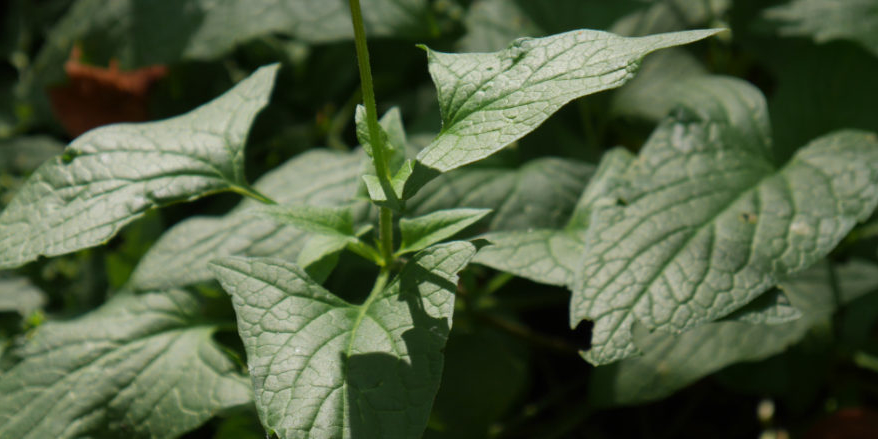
[0,290,252,438]
[398,208,490,255]
[572,77,878,365]
[128,149,362,291]
[209,241,476,439]
[405,28,721,194]
[590,259,878,406]
[0,64,279,270]
[297,234,351,284]
[764,0,878,58]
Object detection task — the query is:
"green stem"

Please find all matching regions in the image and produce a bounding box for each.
[378,206,394,265]
[231,185,277,205]
[348,0,395,265]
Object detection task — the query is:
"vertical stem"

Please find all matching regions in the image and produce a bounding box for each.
[348,0,395,265]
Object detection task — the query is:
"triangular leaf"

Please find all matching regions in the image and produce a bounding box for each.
[0,64,280,269]
[571,77,878,365]
[398,208,490,255]
[404,28,721,195]
[210,241,476,439]
[0,290,251,438]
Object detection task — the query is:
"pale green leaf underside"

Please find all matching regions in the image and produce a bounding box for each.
[0,64,279,270]
[591,259,878,406]
[764,0,878,58]
[0,276,47,316]
[128,149,362,291]
[0,290,251,439]
[415,28,721,175]
[210,241,475,439]
[572,77,878,365]
[399,208,490,254]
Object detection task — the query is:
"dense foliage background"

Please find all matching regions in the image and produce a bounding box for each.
[2,0,878,437]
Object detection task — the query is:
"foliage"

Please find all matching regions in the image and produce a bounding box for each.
[1,0,878,438]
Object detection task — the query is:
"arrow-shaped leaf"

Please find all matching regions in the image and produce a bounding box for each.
[404,28,721,195]
[210,241,475,439]
[0,64,279,269]
[572,77,878,365]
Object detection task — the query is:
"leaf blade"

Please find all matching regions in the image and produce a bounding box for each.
[210,241,476,439]
[572,77,878,365]
[0,290,251,438]
[0,64,279,269]
[414,28,721,176]
[399,208,491,254]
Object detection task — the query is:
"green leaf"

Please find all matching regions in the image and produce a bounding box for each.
[406,28,721,193]
[474,229,584,287]
[0,64,279,270]
[128,149,363,291]
[764,0,878,58]
[32,0,432,84]
[609,49,707,122]
[209,241,476,439]
[407,157,594,232]
[473,148,633,286]
[724,289,801,325]
[571,77,878,365]
[0,290,252,438]
[399,208,490,255]
[297,234,351,284]
[255,204,356,239]
[590,259,878,406]
[0,275,47,316]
